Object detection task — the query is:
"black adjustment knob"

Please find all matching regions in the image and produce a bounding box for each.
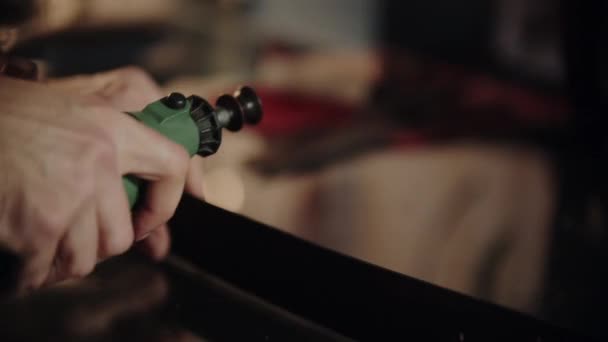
[188,95,222,157]
[216,95,244,132]
[187,86,263,157]
[214,86,263,132]
[234,86,263,125]
[162,92,187,109]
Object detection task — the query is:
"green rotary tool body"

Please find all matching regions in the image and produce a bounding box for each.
[123,86,263,208]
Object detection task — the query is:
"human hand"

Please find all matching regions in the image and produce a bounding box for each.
[0,67,204,291]
[49,67,207,260]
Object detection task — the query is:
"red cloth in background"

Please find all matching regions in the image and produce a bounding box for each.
[252,87,355,139]
[252,70,570,149]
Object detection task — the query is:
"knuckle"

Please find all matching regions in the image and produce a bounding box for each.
[118,66,152,83]
[54,249,76,279]
[144,203,174,222]
[69,260,95,278]
[78,131,118,173]
[30,278,46,290]
[91,105,124,128]
[103,231,132,256]
[19,276,44,292]
[166,144,190,176]
[92,139,117,168]
[65,178,95,211]
[29,196,72,239]
[85,130,115,159]
[36,211,68,238]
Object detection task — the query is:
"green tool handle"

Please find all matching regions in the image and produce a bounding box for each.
[122,86,262,209]
[123,97,200,208]
[123,176,144,209]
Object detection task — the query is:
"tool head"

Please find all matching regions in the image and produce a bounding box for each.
[235,86,263,125]
[187,85,263,157]
[215,86,264,132]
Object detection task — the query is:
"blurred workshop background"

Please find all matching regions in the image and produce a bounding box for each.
[8,0,608,338]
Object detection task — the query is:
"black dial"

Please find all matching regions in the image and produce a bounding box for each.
[162,92,187,110]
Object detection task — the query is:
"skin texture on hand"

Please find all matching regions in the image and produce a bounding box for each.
[0,66,205,292]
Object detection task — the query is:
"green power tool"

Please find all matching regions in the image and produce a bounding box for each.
[123,86,263,208]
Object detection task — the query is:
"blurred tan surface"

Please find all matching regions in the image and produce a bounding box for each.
[20,0,185,39]
[255,50,381,105]
[166,46,557,314]
[185,116,555,314]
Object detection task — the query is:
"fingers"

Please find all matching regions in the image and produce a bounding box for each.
[46,200,98,284]
[112,112,188,177]
[110,114,189,240]
[18,240,59,293]
[132,159,187,240]
[55,66,202,250]
[137,225,171,261]
[51,66,197,268]
[37,121,135,286]
[184,156,206,200]
[3,67,186,293]
[95,150,134,260]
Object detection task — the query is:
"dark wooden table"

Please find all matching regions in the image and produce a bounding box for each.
[0,195,596,341]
